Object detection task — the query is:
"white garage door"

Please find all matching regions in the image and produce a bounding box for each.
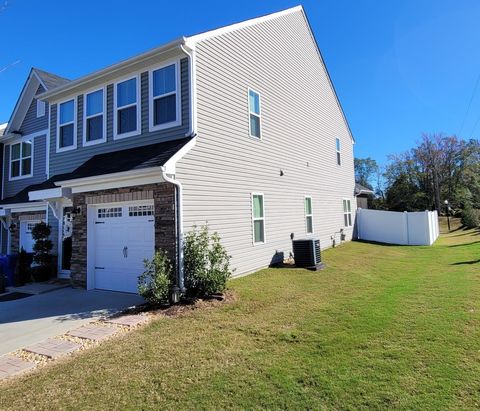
[93,203,154,293]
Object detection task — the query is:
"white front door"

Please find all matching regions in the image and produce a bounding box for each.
[20,220,41,253]
[92,203,154,293]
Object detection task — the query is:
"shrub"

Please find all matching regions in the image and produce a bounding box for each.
[138,249,172,305]
[461,205,480,229]
[14,248,31,286]
[31,222,53,282]
[184,225,232,297]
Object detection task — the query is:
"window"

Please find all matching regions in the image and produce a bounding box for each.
[343,199,352,227]
[248,89,261,138]
[84,89,105,145]
[252,194,265,244]
[150,63,180,130]
[10,141,32,179]
[305,197,313,234]
[115,77,139,138]
[128,205,154,217]
[58,99,76,150]
[36,100,45,118]
[98,207,123,219]
[336,138,341,165]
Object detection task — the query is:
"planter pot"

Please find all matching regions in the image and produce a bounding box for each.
[31,266,50,282]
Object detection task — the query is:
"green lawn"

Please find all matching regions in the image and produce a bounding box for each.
[2,219,480,410]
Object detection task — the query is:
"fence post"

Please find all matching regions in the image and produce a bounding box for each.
[404,211,409,245]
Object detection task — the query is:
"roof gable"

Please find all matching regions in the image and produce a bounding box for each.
[5,68,69,136]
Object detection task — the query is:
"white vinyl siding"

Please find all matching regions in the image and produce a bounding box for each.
[252,194,265,244]
[114,76,140,139]
[305,196,313,234]
[10,141,33,180]
[343,199,352,227]
[84,88,106,146]
[149,61,181,131]
[57,99,76,152]
[248,88,261,138]
[176,9,356,277]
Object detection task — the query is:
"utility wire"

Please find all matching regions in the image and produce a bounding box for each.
[458,73,480,138]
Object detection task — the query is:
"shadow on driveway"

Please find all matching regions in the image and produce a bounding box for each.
[0,288,144,356]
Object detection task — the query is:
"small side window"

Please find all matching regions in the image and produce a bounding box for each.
[248,89,261,138]
[343,199,352,227]
[336,138,341,166]
[252,193,265,244]
[305,197,313,234]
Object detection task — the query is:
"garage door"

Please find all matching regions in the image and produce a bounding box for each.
[93,203,154,293]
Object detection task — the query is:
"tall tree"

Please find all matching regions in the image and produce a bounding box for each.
[354,157,378,190]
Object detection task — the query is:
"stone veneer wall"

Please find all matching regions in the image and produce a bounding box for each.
[10,211,46,254]
[70,183,176,288]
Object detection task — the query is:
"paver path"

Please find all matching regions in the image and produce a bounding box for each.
[24,339,81,359]
[0,355,35,379]
[68,324,118,341]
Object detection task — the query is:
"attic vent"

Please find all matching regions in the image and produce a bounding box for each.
[36,100,46,118]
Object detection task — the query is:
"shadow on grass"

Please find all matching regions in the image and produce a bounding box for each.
[448,240,480,248]
[354,239,406,247]
[451,260,480,266]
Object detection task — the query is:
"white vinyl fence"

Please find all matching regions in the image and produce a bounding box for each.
[356,209,439,246]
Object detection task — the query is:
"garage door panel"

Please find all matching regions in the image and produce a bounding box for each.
[92,204,155,293]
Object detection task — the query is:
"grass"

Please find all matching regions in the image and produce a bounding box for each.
[2,218,480,410]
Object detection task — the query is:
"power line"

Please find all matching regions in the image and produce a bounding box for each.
[458,73,480,137]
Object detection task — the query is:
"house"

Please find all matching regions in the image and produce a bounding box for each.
[355,183,375,209]
[0,6,356,295]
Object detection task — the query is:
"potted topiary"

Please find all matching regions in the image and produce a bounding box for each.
[13,247,31,286]
[31,222,53,282]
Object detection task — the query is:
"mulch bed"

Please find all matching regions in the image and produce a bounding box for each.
[117,290,237,318]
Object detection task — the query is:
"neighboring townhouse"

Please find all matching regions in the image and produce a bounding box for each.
[0,6,356,295]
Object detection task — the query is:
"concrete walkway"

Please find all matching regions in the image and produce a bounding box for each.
[0,288,143,356]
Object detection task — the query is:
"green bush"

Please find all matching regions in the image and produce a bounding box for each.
[461,205,480,228]
[14,248,31,286]
[32,222,53,282]
[138,249,172,305]
[184,225,232,297]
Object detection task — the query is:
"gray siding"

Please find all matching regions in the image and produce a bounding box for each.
[19,85,49,135]
[3,135,48,198]
[49,58,190,175]
[176,10,356,276]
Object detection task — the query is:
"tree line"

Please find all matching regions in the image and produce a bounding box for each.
[355,134,480,226]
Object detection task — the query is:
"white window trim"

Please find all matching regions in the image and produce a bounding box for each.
[36,100,46,118]
[113,74,141,140]
[248,87,262,140]
[251,192,266,245]
[336,137,341,166]
[83,86,107,147]
[56,97,77,153]
[343,198,352,227]
[305,196,314,234]
[9,137,34,181]
[149,59,182,132]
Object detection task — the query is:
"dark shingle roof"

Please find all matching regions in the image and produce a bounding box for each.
[0,137,192,206]
[33,68,70,90]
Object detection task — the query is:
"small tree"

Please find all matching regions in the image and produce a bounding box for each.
[138,249,172,305]
[462,204,480,228]
[31,222,53,282]
[184,225,232,297]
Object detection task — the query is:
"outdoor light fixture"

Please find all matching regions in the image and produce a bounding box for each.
[8,223,17,233]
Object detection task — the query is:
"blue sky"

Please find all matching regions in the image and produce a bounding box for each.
[1,0,480,164]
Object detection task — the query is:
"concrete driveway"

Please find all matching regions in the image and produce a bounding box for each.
[0,288,144,356]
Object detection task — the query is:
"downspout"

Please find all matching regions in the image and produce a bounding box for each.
[161,40,197,297]
[161,169,185,294]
